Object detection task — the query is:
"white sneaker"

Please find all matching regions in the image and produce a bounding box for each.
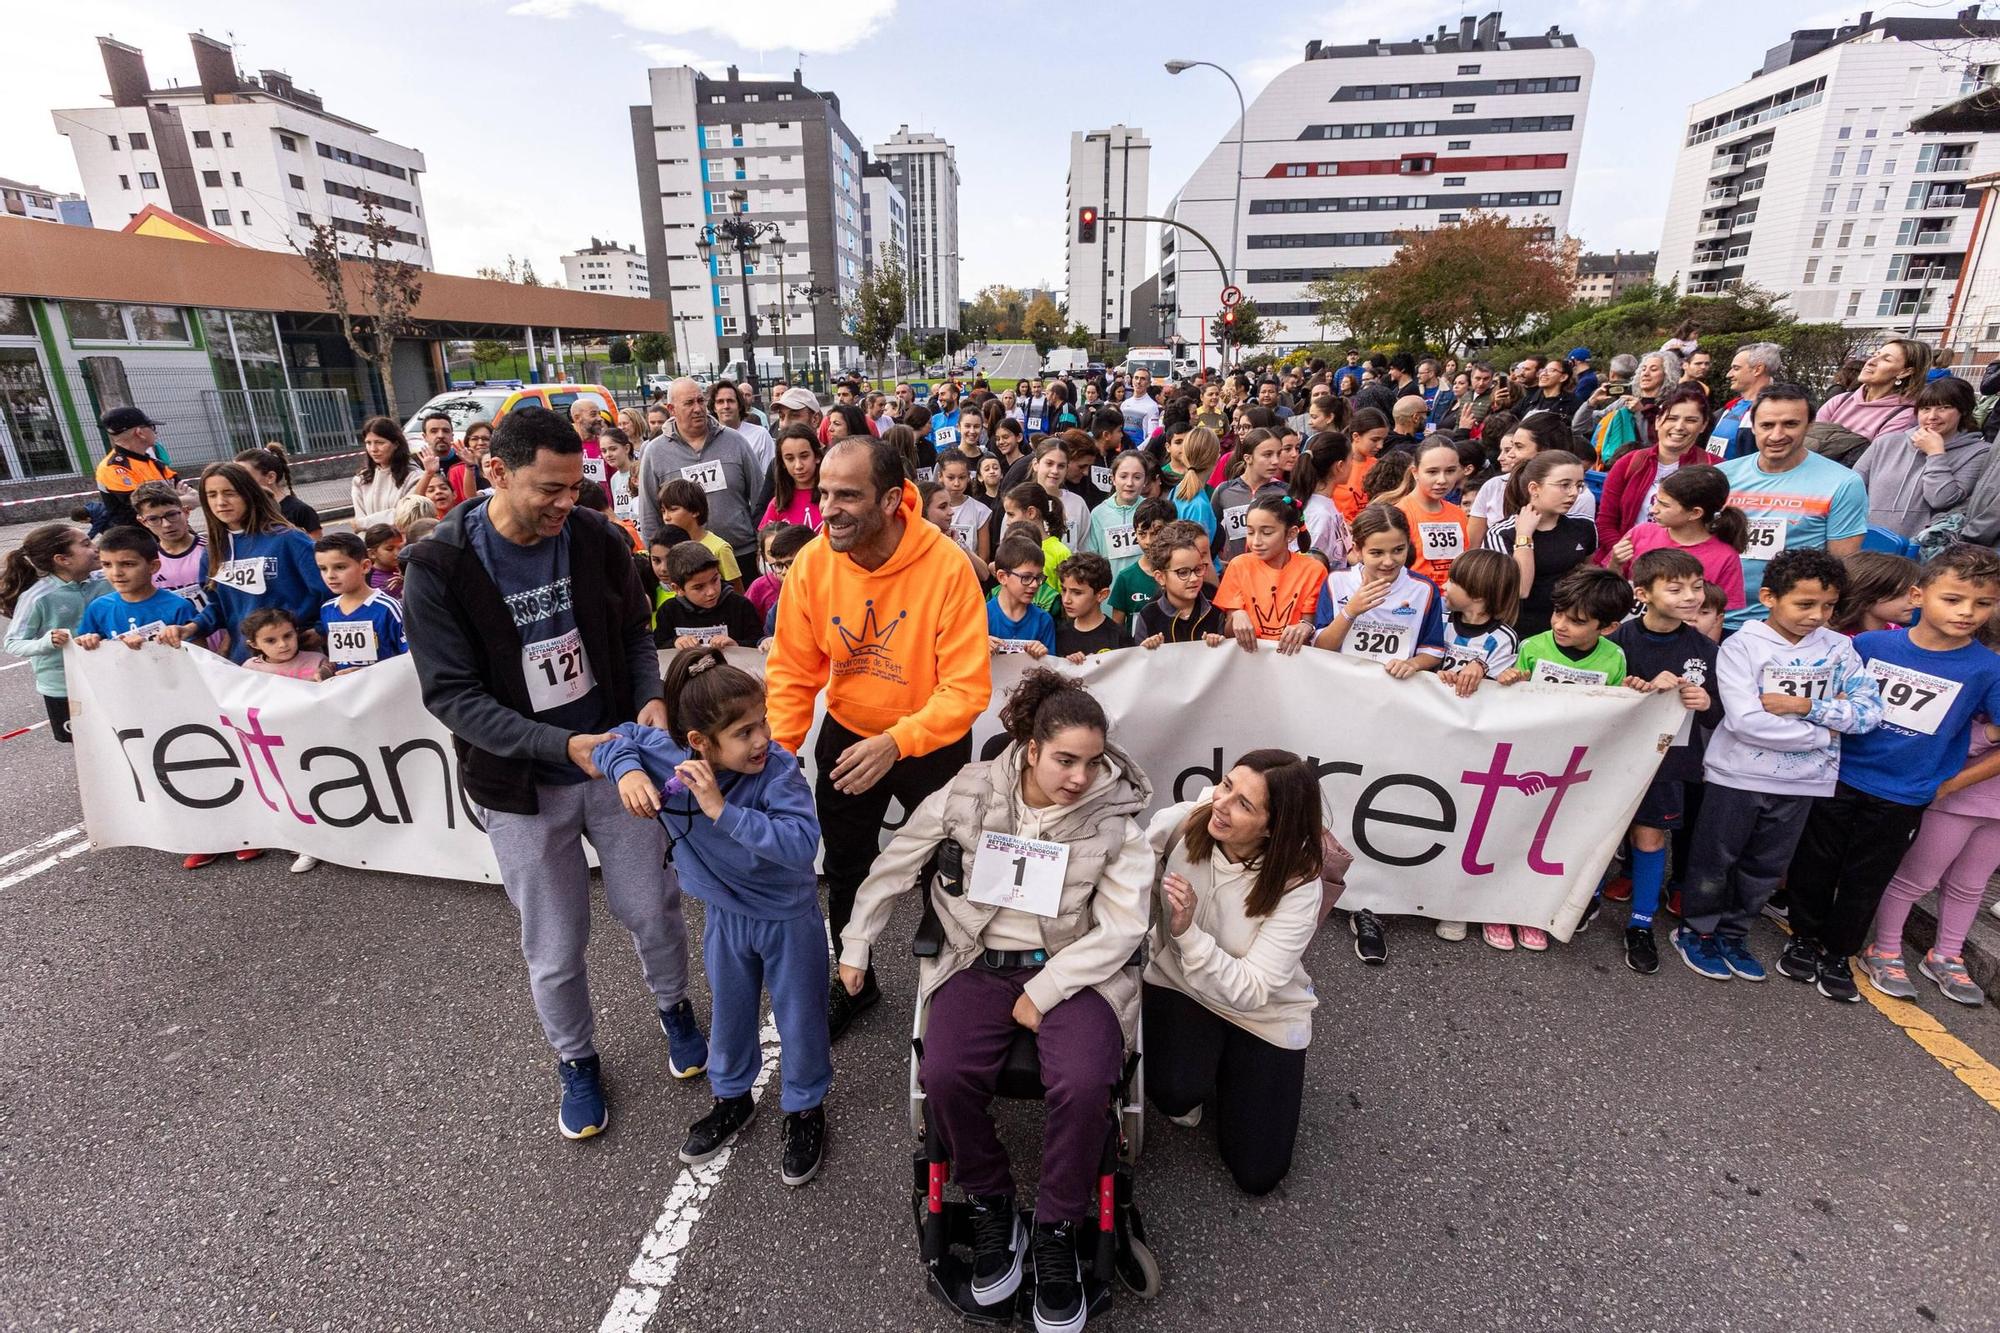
[1167,1105,1203,1128]
[1434,919,1468,941]
[289,854,319,874]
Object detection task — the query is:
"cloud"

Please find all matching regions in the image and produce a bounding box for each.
[505,0,896,53]
[635,43,730,77]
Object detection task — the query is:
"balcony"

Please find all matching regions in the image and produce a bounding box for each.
[1688,280,1723,294]
[1747,142,1772,163]
[1705,185,1739,203]
[1711,153,1748,172]
[1912,230,1959,247]
[1738,176,1766,197]
[1724,244,1751,260]
[1690,252,1726,271]
[1698,218,1734,237]
[1920,190,1969,210]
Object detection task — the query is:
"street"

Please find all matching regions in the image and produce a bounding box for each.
[3,643,1999,1333]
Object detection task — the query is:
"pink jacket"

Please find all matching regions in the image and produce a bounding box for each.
[1594,444,1720,560]
[1817,389,1917,442]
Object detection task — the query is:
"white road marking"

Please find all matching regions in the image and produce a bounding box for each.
[0,835,92,892]
[597,1022,783,1333]
[0,659,30,672]
[0,823,83,870]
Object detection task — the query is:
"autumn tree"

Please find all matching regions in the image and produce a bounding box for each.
[1305,272,1369,345]
[844,244,909,384]
[1024,292,1064,358]
[1351,211,1578,352]
[297,190,424,416]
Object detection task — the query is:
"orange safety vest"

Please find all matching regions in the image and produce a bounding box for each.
[94,448,175,495]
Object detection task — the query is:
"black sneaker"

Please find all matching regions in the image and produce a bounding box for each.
[1623,925,1659,974]
[1815,954,1861,1003]
[828,970,880,1042]
[1030,1217,1086,1333]
[1777,935,1823,983]
[1576,896,1603,935]
[1350,909,1387,965]
[678,1092,756,1165]
[966,1193,1026,1307]
[780,1106,825,1187]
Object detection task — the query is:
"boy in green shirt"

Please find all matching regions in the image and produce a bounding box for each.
[1500,566,1632,687]
[1108,501,1179,624]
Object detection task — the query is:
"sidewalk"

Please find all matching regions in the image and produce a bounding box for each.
[0,472,357,553]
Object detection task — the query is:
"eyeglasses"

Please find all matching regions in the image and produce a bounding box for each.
[138,511,180,526]
[1000,568,1042,584]
[1165,564,1206,581]
[766,558,794,573]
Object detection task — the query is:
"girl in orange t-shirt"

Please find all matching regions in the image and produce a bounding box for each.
[1394,439,1468,588]
[1214,494,1327,655]
[1334,408,1391,520]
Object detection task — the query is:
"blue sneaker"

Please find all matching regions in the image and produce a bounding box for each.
[1713,936,1767,982]
[660,998,709,1079]
[1671,926,1732,982]
[557,1055,608,1140]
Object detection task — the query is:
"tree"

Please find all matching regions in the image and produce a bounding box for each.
[1304,273,1368,345]
[920,334,947,362]
[1350,210,1578,353]
[470,339,511,369]
[965,284,1029,341]
[1210,299,1265,356]
[1024,293,1064,358]
[844,244,909,384]
[631,331,671,368]
[895,333,921,367]
[473,253,544,287]
[1063,323,1091,350]
[297,190,424,416]
[607,335,631,365]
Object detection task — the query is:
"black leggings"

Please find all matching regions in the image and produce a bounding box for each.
[1142,982,1307,1195]
[813,717,972,945]
[44,694,72,744]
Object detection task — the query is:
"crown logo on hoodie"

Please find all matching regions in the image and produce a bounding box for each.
[832,599,907,660]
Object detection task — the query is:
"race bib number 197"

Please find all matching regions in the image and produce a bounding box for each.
[1868,658,1960,735]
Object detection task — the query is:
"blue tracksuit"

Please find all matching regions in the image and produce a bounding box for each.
[190,526,327,662]
[593,726,830,1110]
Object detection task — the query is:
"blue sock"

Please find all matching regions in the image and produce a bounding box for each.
[1629,847,1667,928]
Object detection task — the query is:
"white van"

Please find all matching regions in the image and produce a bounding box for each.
[1041,348,1087,376]
[1122,347,1175,381]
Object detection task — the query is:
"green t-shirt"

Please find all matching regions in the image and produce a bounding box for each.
[1515,630,1626,687]
[1109,562,1161,621]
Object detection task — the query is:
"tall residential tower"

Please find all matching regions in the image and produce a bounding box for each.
[1066,126,1151,343]
[871,126,960,335]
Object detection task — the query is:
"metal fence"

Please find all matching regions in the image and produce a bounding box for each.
[198,387,353,459]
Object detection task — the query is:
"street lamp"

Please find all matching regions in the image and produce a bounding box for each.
[793,279,837,389]
[695,188,784,380]
[1164,59,1244,293]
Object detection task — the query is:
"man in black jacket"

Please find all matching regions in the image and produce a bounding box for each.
[403,406,705,1141]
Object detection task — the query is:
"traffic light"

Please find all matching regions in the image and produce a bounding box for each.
[1223,309,1236,328]
[1077,207,1098,243]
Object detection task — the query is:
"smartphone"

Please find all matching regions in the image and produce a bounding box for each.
[1604,383,1630,397]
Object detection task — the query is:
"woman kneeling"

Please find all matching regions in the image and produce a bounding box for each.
[838,669,1153,1333]
[1144,750,1326,1194]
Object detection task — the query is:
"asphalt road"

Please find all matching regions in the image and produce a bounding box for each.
[4,652,2000,1332]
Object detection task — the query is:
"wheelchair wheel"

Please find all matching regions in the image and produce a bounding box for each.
[1115,1236,1161,1299]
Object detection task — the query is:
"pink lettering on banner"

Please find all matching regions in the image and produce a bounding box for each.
[220,707,317,825]
[1458,743,1593,877]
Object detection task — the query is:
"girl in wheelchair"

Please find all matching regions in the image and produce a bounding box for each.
[838,668,1152,1333]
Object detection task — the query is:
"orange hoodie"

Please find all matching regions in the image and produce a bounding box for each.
[767,480,992,758]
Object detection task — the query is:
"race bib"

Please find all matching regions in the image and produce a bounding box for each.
[1869,659,1960,735]
[1418,521,1464,564]
[1091,466,1113,493]
[581,456,607,483]
[916,466,937,483]
[117,619,169,643]
[678,624,727,645]
[1221,505,1250,542]
[326,621,379,666]
[990,638,1041,655]
[1027,415,1045,432]
[1531,659,1608,686]
[1742,515,1787,559]
[1346,619,1409,662]
[522,627,596,712]
[1761,663,1835,701]
[214,559,268,594]
[1106,525,1140,559]
[681,459,726,493]
[935,426,959,449]
[610,474,636,520]
[966,830,1071,918]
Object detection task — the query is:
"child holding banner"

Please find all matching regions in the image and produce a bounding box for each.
[313,534,408,674]
[595,647,830,1187]
[1,523,107,743]
[1311,505,1448,677]
[1216,496,1326,654]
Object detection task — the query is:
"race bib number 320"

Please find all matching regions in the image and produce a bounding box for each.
[1868,658,1960,735]
[523,627,596,712]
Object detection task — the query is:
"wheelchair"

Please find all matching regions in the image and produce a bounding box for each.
[906,899,1161,1324]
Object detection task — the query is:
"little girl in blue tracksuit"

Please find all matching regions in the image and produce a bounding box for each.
[594,646,830,1186]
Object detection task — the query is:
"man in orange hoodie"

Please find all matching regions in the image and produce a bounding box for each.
[767,436,991,1038]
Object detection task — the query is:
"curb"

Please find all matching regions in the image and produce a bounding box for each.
[1903,900,2000,1000]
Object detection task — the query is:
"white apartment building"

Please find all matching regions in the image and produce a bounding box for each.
[1159,12,1589,357]
[860,161,909,277]
[872,127,960,334]
[0,179,82,224]
[1066,126,1151,343]
[1655,8,2000,340]
[632,64,865,378]
[561,239,650,298]
[53,34,430,268]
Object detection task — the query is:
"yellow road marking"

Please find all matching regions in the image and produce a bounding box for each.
[1855,971,2000,1113]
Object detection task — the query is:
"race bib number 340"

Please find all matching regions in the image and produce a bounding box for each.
[1868,659,1960,735]
[327,622,379,666]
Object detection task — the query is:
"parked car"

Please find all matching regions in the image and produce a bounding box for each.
[402,382,618,445]
[1041,348,1087,376]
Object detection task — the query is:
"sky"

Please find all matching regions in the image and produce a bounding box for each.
[0,0,1932,300]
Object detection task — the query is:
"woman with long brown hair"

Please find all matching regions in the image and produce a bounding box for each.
[350,415,432,528]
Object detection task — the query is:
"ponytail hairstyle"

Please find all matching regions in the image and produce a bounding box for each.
[1249,493,1310,553]
[1223,428,1274,482]
[1364,450,1415,503]
[660,645,766,751]
[0,523,84,616]
[1290,431,1349,508]
[1349,502,1414,565]
[880,423,920,480]
[1004,480,1066,542]
[1177,749,1326,918]
[1657,464,1748,552]
[197,462,290,584]
[1502,449,1582,518]
[1445,548,1521,627]
[998,666,1108,749]
[1178,426,1221,501]
[1833,551,1922,634]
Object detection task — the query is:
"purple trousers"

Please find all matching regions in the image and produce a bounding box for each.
[920,966,1121,1225]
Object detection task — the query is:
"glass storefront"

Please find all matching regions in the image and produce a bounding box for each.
[0,297,74,483]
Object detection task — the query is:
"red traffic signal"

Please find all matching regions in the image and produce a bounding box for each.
[1223,309,1236,326]
[1077,207,1098,243]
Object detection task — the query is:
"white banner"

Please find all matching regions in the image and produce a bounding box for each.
[67,642,1683,935]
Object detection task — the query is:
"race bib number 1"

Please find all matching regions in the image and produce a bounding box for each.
[1868,658,1960,735]
[522,627,595,712]
[327,621,379,666]
[1743,514,1787,559]
[966,830,1070,918]
[681,459,726,493]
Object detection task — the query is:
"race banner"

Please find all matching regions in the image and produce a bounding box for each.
[66,642,1683,936]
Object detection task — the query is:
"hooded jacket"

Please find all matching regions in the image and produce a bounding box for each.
[635,415,765,558]
[1818,388,1918,443]
[1851,426,1991,538]
[3,574,110,697]
[1703,619,1882,798]
[765,480,991,759]
[1594,442,1720,560]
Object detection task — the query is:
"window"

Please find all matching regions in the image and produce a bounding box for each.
[1803,258,1819,283]
[1438,211,1462,222]
[1458,64,1480,75]
[1856,148,1872,176]
[1876,184,1891,211]
[1847,292,1863,317]
[222,132,233,147]
[138,172,159,189]
[280,133,297,152]
[1828,264,1843,283]
[240,211,251,225]
[1448,139,1471,150]
[64,302,191,344]
[1453,103,1475,113]
[1444,176,1466,186]
[202,170,222,187]
[1846,184,1862,212]
[1829,149,1845,177]
[1821,185,1836,214]
[118,174,130,190]
[231,172,242,187]
[211,208,232,226]
[1812,222,1827,248]
[192,130,212,148]
[1838,221,1854,247]
[289,174,305,190]
[107,134,119,150]
[1838,125,1852,140]
[129,132,148,150]
[297,211,312,225]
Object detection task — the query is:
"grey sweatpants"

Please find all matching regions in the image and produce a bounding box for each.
[485,778,690,1061]
[1679,781,1813,942]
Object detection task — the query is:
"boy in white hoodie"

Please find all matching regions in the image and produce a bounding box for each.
[1671,549,1883,983]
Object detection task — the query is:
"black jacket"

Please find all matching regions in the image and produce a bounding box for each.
[402,500,661,815]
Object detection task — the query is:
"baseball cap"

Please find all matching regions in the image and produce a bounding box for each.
[776,386,819,411]
[1568,347,1592,363]
[101,406,159,435]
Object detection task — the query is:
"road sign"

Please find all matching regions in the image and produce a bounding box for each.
[1220,285,1242,308]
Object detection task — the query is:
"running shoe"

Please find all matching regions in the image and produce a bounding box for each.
[1712,937,1767,982]
[679,1092,755,1165]
[1855,946,1915,1000]
[1481,923,1515,951]
[1433,919,1468,942]
[1624,926,1659,975]
[182,853,220,870]
[1919,953,1986,1007]
[781,1107,825,1186]
[1815,954,1861,1004]
[1776,935,1822,983]
[289,854,319,874]
[1516,926,1549,952]
[1031,1217,1086,1333]
[1602,876,1633,903]
[1670,926,1731,981]
[234,848,265,863]
[967,1194,1026,1307]
[659,997,709,1079]
[1167,1104,1204,1128]
[557,1055,607,1140]
[1350,910,1387,965]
